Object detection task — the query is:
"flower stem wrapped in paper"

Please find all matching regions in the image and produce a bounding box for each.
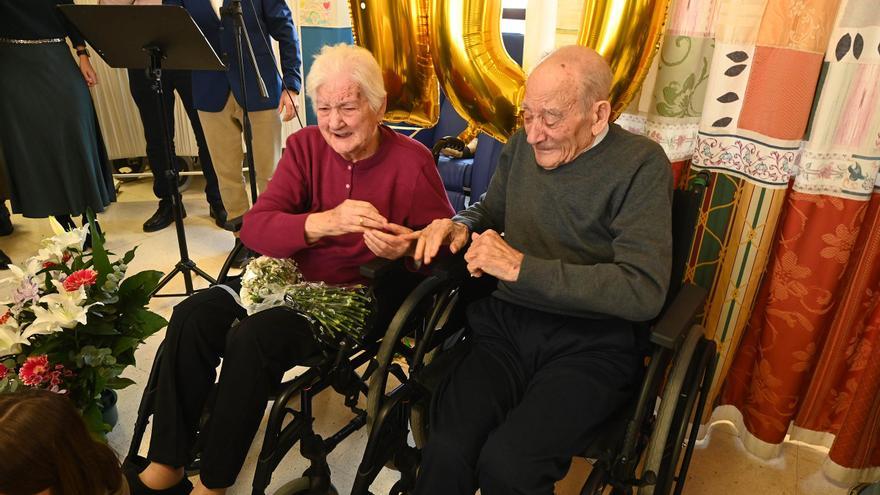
[239,257,373,347]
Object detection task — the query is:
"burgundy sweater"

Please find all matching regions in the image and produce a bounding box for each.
[241,125,454,285]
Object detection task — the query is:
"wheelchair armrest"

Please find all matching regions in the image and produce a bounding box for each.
[359,258,407,281]
[649,283,708,349]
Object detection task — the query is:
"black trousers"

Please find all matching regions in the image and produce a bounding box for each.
[147,277,411,488]
[414,297,643,495]
[127,68,222,205]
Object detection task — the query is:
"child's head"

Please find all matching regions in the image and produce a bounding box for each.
[0,389,123,495]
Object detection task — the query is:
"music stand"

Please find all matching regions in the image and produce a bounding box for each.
[60,5,224,297]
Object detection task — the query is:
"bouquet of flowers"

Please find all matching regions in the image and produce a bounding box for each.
[240,257,373,346]
[0,220,166,434]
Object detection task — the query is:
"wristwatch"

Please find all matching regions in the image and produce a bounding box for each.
[76,47,90,57]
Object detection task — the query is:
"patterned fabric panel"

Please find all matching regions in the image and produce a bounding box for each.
[793,151,880,199]
[807,63,880,152]
[692,131,798,186]
[700,43,754,132]
[795,195,880,473]
[667,0,721,37]
[738,47,824,140]
[715,0,768,45]
[756,0,843,53]
[720,191,871,444]
[699,184,787,403]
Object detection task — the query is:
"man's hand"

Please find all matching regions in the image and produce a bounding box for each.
[364,223,414,260]
[278,89,299,122]
[304,199,388,243]
[404,218,469,266]
[79,56,97,87]
[463,230,523,282]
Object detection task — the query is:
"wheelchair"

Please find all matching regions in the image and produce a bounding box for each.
[350,171,717,495]
[123,257,430,495]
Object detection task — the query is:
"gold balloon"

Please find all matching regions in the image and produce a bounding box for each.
[429,0,525,143]
[348,0,439,127]
[577,0,672,121]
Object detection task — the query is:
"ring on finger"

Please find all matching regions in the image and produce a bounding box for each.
[359,216,364,225]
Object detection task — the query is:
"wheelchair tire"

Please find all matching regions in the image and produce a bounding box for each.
[273,477,338,495]
[366,277,453,432]
[637,323,705,495]
[653,337,716,495]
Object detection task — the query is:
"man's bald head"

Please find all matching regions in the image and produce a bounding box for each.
[531,46,612,109]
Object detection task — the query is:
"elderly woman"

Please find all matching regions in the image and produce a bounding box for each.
[127,44,454,495]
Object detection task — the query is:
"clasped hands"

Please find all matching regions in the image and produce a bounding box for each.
[305,199,414,260]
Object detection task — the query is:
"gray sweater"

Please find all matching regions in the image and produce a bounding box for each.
[455,123,673,322]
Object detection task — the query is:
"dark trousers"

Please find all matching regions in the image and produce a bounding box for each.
[414,297,643,495]
[147,277,411,488]
[127,68,222,205]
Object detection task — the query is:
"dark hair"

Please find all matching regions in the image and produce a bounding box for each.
[0,389,124,495]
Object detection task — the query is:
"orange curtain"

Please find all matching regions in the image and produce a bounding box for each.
[720,192,880,481]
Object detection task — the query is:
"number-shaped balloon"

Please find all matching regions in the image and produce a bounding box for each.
[348,0,439,127]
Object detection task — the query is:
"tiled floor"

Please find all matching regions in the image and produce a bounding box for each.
[0,177,853,495]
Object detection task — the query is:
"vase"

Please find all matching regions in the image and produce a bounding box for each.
[100,389,118,429]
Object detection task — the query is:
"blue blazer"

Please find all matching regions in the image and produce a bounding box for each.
[165,0,302,112]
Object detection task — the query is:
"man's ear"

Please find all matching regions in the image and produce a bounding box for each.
[592,100,612,134]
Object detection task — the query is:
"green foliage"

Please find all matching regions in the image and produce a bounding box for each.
[0,220,168,436]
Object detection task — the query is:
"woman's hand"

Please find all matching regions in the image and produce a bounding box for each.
[364,223,414,260]
[79,56,97,87]
[304,199,388,243]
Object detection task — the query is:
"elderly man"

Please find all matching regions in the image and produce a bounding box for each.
[410,46,673,494]
[125,44,453,495]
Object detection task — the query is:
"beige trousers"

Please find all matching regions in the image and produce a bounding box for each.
[198,93,282,222]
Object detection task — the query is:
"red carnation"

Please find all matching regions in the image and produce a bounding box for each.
[63,269,98,292]
[19,355,50,386]
[0,311,10,325]
[0,363,7,380]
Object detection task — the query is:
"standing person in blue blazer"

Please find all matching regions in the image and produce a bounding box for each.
[164,0,302,246]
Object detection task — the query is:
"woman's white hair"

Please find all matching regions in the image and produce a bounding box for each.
[306,43,387,112]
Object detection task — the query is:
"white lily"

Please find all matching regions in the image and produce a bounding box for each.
[0,326,27,357]
[36,227,88,262]
[21,282,99,340]
[0,307,25,356]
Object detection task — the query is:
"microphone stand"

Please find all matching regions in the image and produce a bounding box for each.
[146,46,217,297]
[217,0,269,281]
[220,0,267,209]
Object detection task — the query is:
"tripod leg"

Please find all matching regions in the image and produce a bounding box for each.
[189,263,218,285]
[151,264,183,297]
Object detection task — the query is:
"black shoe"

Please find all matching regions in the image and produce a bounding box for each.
[0,204,12,236]
[0,249,10,270]
[208,202,228,229]
[123,464,193,495]
[144,200,185,233]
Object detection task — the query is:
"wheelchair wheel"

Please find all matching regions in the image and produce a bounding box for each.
[653,337,716,495]
[637,323,705,495]
[366,276,458,431]
[274,477,338,495]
